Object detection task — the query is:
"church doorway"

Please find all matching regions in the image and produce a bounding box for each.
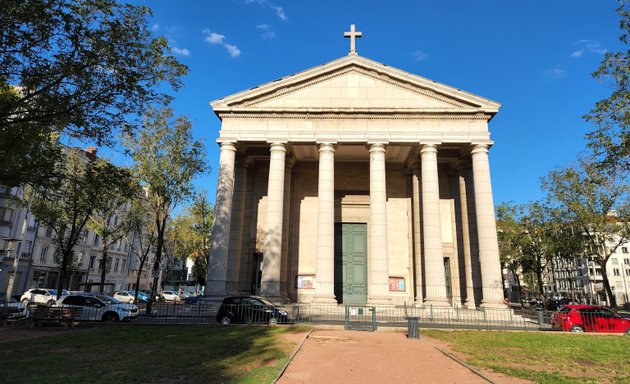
[334,223,368,305]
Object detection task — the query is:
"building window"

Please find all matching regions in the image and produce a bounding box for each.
[82,230,89,243]
[122,259,127,272]
[0,207,13,222]
[613,269,620,276]
[89,256,96,269]
[39,246,48,262]
[45,226,53,238]
[612,258,619,265]
[94,235,100,246]
[626,269,630,277]
[114,258,120,272]
[595,268,602,276]
[623,247,629,254]
[625,258,630,265]
[78,251,84,266]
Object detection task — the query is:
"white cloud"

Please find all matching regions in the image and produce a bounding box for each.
[202,28,241,58]
[272,6,287,21]
[204,31,226,45]
[256,24,276,40]
[413,50,427,61]
[545,67,566,79]
[225,44,241,57]
[244,0,287,21]
[571,40,606,58]
[171,46,191,57]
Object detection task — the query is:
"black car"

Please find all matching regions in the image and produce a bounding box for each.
[216,295,288,325]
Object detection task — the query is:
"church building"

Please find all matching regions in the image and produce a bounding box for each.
[205,26,505,308]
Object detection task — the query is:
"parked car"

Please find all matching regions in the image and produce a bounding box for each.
[551,305,630,333]
[113,290,151,304]
[161,290,181,302]
[216,295,288,325]
[20,288,69,306]
[0,294,28,319]
[54,293,138,322]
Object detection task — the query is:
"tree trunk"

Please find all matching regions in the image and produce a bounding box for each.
[600,262,617,309]
[99,238,109,294]
[146,215,166,315]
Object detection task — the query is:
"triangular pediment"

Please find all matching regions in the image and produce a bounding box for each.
[211,55,500,115]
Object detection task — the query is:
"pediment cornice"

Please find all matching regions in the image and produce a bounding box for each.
[211,55,500,117]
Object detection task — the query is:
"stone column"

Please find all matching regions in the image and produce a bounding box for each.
[205,141,237,298]
[368,143,391,304]
[471,144,505,307]
[314,143,337,303]
[280,157,295,299]
[420,144,449,306]
[458,165,476,309]
[410,160,424,304]
[260,142,286,301]
[226,158,248,295]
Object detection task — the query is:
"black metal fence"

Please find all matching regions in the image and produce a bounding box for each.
[6,301,629,334]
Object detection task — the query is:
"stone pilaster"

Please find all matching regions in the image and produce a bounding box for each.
[410,160,424,305]
[458,164,476,309]
[260,142,286,301]
[420,144,449,306]
[368,143,390,304]
[226,158,248,295]
[205,141,237,298]
[314,143,337,303]
[471,144,505,308]
[280,156,295,300]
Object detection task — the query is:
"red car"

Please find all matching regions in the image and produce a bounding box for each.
[551,305,630,333]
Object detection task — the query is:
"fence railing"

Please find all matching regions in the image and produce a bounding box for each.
[10,301,629,334]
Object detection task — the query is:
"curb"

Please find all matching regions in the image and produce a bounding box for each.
[429,342,495,384]
[274,328,313,383]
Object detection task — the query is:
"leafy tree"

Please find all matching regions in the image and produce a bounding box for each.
[584,1,629,172]
[542,157,630,308]
[29,147,133,298]
[0,0,187,188]
[88,166,139,293]
[188,192,213,288]
[496,203,528,306]
[124,193,157,305]
[123,106,207,313]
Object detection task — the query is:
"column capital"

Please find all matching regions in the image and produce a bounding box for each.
[269,142,287,153]
[368,142,387,153]
[219,141,237,152]
[419,143,438,155]
[471,143,489,155]
[317,142,336,153]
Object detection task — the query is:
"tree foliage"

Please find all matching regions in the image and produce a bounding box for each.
[0,0,187,188]
[542,157,630,308]
[29,146,135,297]
[123,106,207,311]
[584,1,630,172]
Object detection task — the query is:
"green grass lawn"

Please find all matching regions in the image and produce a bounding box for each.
[423,330,630,384]
[0,325,310,384]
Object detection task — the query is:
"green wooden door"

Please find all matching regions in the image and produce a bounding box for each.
[334,223,368,304]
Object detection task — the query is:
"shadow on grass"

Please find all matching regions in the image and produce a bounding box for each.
[0,325,305,384]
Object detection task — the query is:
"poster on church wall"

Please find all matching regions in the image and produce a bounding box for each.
[389,277,405,292]
[296,275,315,289]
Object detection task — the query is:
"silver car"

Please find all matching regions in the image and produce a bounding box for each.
[54,293,138,322]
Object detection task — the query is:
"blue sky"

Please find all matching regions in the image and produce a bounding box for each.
[123,0,623,207]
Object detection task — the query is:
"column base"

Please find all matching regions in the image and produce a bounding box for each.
[312,295,338,304]
[462,300,477,310]
[368,296,392,305]
[480,302,508,309]
[423,298,451,307]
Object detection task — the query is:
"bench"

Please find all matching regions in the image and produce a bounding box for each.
[29,306,82,330]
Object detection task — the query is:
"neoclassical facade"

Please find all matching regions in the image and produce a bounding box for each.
[205,40,505,308]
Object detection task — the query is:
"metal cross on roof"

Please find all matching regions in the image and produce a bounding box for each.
[344,24,362,55]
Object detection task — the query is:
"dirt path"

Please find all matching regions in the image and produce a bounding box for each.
[277,329,531,384]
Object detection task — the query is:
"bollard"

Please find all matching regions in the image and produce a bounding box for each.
[407,316,420,339]
[537,310,545,325]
